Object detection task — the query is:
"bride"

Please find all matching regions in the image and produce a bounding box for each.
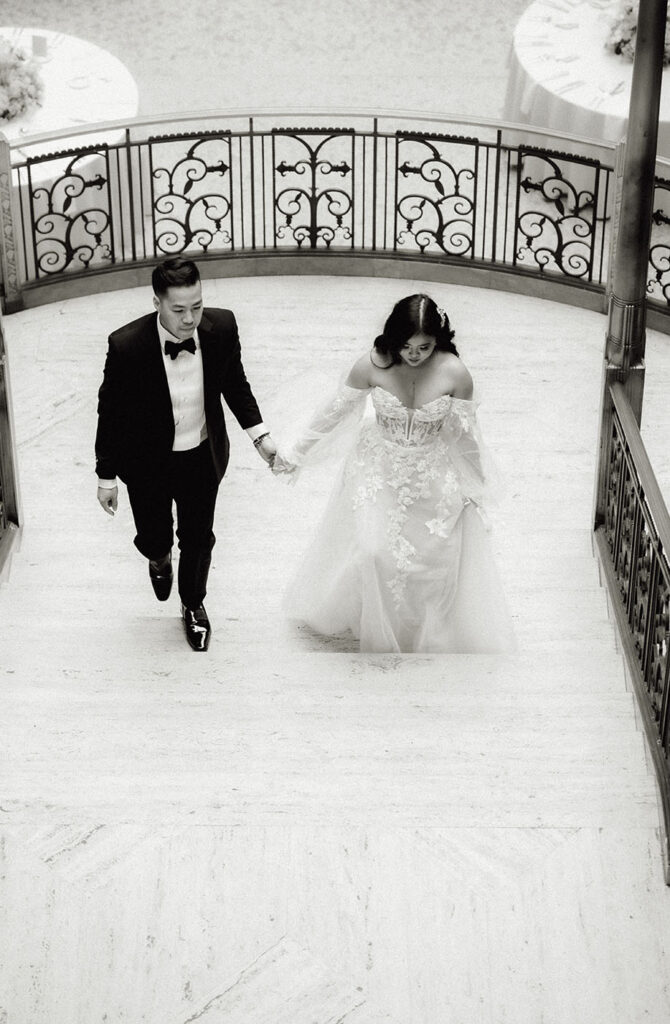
[272,293,516,654]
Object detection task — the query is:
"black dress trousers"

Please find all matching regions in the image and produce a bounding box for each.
[126,440,219,609]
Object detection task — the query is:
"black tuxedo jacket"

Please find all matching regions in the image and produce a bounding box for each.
[95,308,262,484]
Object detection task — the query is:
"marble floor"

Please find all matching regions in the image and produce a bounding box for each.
[2,274,670,1022]
[1,0,531,122]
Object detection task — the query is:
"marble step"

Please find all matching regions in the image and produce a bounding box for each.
[4,706,647,751]
[0,634,629,675]
[1,674,638,706]
[1,590,617,646]
[0,645,629,687]
[4,703,650,772]
[3,778,658,829]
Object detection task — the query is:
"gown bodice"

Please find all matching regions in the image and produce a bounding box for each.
[371,386,456,448]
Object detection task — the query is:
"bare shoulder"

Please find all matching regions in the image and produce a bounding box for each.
[436,351,473,400]
[345,352,376,389]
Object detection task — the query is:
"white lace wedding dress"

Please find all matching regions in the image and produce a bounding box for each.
[280,384,516,654]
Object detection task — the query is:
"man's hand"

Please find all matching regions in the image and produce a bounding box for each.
[255,435,278,466]
[97,485,118,516]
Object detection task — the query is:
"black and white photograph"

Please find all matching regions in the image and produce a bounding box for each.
[2,0,670,1020]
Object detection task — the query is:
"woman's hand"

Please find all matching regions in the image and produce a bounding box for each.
[271,452,298,475]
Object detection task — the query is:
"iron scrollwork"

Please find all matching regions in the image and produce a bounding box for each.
[607,408,670,746]
[273,129,354,248]
[515,149,598,279]
[605,426,623,556]
[649,178,670,305]
[151,134,234,255]
[616,452,636,606]
[395,132,476,257]
[631,516,653,661]
[29,148,112,276]
[639,526,669,724]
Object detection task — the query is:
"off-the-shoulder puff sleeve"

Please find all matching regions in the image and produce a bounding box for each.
[441,397,502,507]
[276,383,370,470]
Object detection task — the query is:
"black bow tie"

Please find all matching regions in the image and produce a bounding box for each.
[164,337,196,359]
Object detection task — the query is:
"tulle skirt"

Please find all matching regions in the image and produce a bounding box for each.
[283,431,517,655]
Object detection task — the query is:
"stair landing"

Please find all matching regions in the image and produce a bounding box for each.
[2,274,670,1024]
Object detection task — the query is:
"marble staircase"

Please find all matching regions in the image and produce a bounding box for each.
[1,275,670,1023]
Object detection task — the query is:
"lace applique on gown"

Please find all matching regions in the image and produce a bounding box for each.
[282,385,516,654]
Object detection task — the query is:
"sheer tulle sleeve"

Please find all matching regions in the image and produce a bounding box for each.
[442,398,503,507]
[275,383,370,470]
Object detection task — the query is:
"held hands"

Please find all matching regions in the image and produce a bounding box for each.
[271,451,298,476]
[97,485,118,516]
[254,434,298,476]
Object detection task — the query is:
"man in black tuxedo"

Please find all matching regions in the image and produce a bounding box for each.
[95,257,276,651]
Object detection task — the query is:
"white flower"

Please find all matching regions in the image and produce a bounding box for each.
[0,39,44,122]
[426,517,449,538]
[605,2,670,64]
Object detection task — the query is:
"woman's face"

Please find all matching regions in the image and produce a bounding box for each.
[399,332,436,367]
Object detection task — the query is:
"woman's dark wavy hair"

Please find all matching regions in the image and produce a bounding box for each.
[373,294,458,365]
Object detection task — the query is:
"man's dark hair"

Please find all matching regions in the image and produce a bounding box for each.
[152,258,201,296]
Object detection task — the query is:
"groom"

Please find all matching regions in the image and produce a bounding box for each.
[95,257,276,651]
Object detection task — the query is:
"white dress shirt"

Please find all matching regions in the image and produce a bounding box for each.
[160,318,207,451]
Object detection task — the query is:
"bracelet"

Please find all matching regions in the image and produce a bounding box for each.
[253,432,270,448]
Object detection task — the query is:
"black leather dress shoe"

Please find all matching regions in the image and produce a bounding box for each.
[149,553,173,601]
[181,603,211,652]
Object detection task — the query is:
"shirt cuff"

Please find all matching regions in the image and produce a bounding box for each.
[246,422,269,442]
[98,478,117,489]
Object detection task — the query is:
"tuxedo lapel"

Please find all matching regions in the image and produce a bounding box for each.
[198,312,221,411]
[140,316,174,437]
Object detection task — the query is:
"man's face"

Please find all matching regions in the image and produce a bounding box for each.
[153,282,204,339]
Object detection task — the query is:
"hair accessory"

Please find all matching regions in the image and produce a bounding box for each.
[436,306,446,329]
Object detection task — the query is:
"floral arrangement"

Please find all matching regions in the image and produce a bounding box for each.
[605,2,670,64]
[0,37,44,122]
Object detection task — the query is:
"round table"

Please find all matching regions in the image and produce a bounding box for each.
[0,25,139,160]
[0,27,139,279]
[503,0,670,157]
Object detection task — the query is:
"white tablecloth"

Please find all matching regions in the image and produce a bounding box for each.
[0,27,139,277]
[503,0,670,158]
[0,25,138,164]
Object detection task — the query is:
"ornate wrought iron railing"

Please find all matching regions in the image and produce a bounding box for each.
[594,381,670,880]
[0,312,21,579]
[1,110,654,313]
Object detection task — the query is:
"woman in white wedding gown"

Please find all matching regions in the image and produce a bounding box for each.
[273,294,516,654]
